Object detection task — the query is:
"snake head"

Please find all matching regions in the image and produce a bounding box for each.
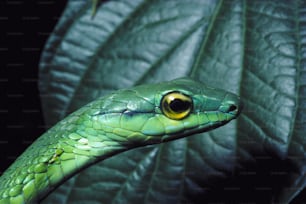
[90,77,243,146]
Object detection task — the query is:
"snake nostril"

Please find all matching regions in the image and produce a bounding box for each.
[221,94,243,115]
[228,104,237,112]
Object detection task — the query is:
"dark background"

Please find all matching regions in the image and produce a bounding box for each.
[0,0,66,173]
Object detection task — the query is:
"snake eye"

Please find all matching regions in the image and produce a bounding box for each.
[161,92,193,120]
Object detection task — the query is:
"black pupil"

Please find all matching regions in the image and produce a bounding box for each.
[169,99,190,112]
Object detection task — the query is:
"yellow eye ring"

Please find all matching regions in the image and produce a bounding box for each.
[161,92,193,120]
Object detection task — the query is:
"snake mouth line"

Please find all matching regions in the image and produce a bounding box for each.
[160,120,226,143]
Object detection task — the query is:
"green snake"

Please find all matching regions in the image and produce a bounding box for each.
[0,78,242,203]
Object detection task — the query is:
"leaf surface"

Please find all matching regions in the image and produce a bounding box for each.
[39,0,306,203]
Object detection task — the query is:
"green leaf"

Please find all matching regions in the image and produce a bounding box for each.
[39,0,306,203]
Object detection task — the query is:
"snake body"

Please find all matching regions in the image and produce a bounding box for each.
[0,78,242,203]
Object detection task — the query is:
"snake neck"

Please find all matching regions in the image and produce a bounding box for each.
[0,114,130,203]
